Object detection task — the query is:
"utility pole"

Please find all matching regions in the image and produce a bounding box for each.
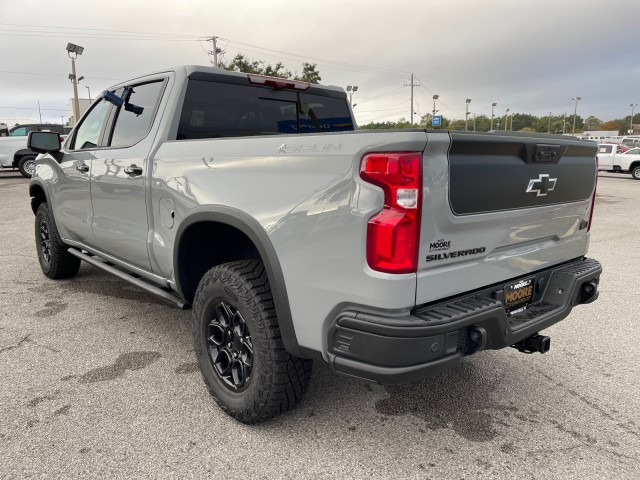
[404,74,420,125]
[206,36,224,67]
[572,96,581,134]
[548,112,552,133]
[465,98,471,131]
[66,43,84,126]
[490,102,497,130]
[37,100,42,123]
[71,57,80,125]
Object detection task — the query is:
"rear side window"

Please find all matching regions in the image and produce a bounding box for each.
[598,145,613,154]
[109,81,165,148]
[10,127,27,136]
[177,79,352,140]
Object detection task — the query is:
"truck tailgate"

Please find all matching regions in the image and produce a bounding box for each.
[416,131,597,306]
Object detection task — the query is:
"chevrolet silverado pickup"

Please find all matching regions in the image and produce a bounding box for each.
[27,65,602,423]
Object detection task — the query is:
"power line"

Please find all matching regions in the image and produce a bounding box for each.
[0,70,121,81]
[0,106,67,111]
[0,23,199,38]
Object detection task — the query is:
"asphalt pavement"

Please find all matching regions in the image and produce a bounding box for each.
[1,169,639,479]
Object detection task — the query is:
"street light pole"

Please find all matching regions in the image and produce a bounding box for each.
[630,103,638,134]
[66,43,85,126]
[490,102,497,130]
[465,98,471,131]
[571,96,581,134]
[503,108,510,131]
[548,112,552,133]
[86,86,91,103]
[346,85,358,108]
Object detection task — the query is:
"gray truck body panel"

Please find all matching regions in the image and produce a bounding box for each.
[30,65,599,367]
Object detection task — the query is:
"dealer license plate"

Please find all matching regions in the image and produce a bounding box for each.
[503,277,535,314]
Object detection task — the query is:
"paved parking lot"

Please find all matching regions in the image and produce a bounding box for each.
[1,169,639,479]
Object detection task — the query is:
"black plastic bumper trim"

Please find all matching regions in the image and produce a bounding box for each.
[329,257,601,384]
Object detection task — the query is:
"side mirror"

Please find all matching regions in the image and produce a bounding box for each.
[28,131,61,154]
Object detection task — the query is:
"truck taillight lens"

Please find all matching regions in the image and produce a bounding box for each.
[360,152,422,274]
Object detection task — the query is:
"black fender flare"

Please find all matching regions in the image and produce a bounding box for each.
[28,179,51,214]
[174,206,303,357]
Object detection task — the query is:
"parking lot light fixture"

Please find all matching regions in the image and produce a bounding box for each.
[491,102,497,130]
[630,103,638,134]
[504,108,510,131]
[346,85,358,107]
[572,96,581,134]
[66,43,85,126]
[465,98,471,131]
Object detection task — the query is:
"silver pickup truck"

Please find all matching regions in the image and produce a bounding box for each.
[27,65,602,423]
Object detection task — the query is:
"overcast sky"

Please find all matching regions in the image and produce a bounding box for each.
[1,0,639,126]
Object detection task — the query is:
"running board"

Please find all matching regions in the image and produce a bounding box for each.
[67,248,189,309]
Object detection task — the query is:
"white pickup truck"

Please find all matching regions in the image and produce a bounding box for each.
[0,124,67,177]
[597,143,640,180]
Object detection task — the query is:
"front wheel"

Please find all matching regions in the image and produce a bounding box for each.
[631,166,640,180]
[192,260,313,424]
[35,203,81,279]
[18,155,37,178]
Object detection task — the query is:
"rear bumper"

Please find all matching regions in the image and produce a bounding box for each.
[329,257,601,384]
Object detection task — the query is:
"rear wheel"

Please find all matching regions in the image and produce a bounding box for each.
[18,155,37,178]
[631,166,640,180]
[192,260,313,424]
[35,203,81,279]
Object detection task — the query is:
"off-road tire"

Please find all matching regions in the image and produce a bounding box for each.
[18,155,37,178]
[192,260,313,424]
[631,166,640,180]
[35,203,81,279]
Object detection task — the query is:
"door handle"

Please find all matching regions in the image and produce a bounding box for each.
[76,163,89,173]
[124,164,143,176]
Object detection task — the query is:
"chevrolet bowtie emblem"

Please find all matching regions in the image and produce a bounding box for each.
[526,174,557,197]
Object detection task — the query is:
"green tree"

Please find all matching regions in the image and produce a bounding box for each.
[295,63,321,84]
[599,120,621,134]
[584,116,602,131]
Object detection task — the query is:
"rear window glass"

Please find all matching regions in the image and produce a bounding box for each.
[177,80,353,140]
[598,145,612,154]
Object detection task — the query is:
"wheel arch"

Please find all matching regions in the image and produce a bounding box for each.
[174,206,303,357]
[13,148,35,167]
[29,180,50,215]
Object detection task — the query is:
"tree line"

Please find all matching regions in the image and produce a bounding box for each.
[359,113,639,135]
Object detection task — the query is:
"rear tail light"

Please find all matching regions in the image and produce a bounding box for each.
[360,152,422,273]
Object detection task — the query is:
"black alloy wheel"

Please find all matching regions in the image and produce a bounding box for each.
[38,216,52,265]
[192,260,313,423]
[34,203,81,279]
[207,300,254,391]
